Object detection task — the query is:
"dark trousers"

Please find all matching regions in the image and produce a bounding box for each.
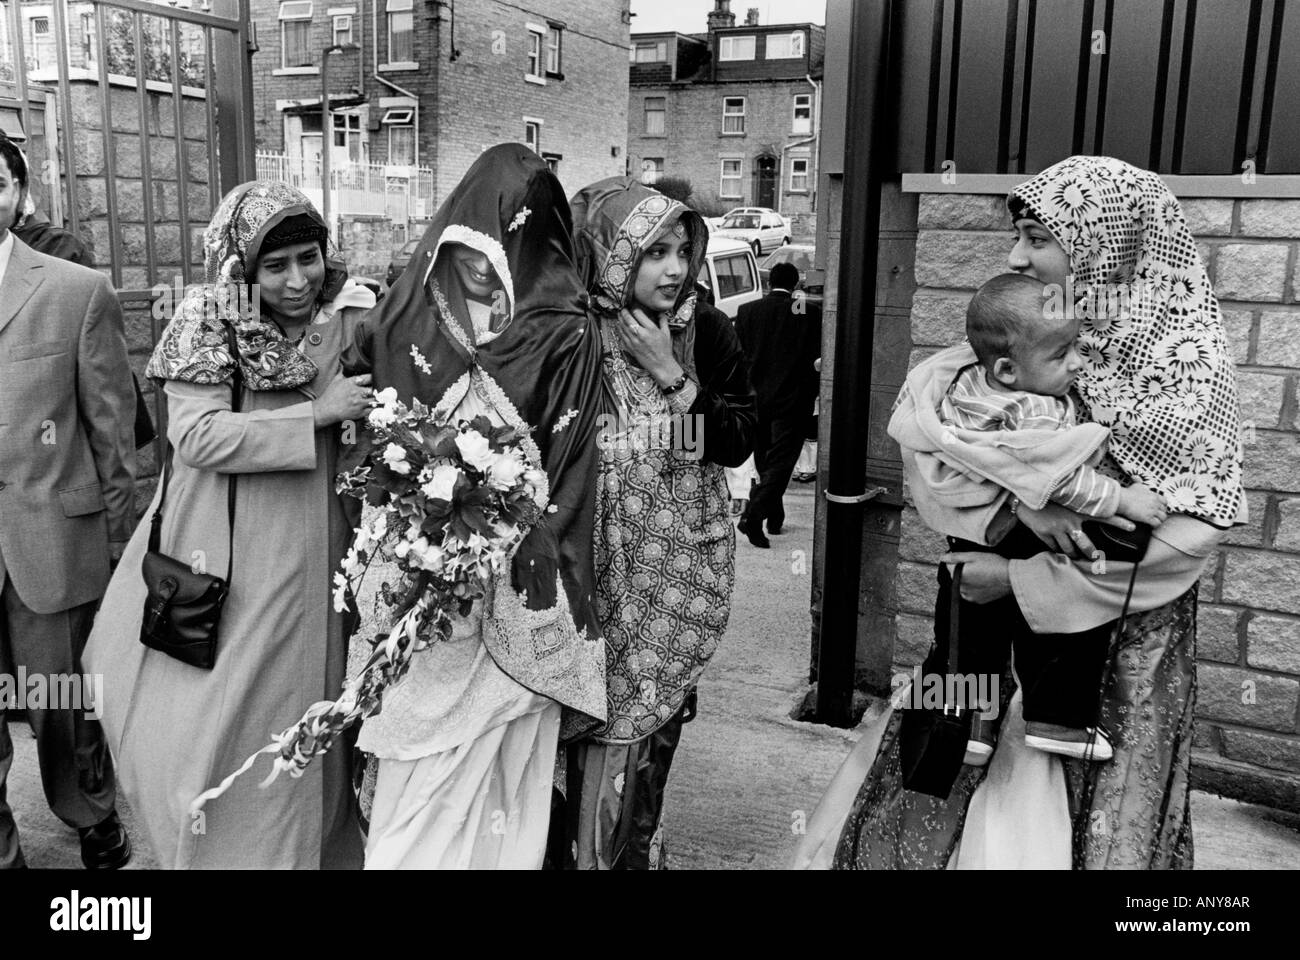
[0,576,117,869]
[936,524,1113,731]
[744,413,805,531]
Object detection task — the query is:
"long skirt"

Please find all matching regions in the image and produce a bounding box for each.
[823,586,1198,870]
[562,703,689,870]
[364,703,561,870]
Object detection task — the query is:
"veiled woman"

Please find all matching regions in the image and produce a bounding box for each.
[342,143,606,869]
[804,156,1244,870]
[85,181,376,869]
[558,177,756,869]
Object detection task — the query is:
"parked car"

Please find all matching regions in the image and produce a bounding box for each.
[354,275,384,302]
[699,235,762,319]
[386,238,421,287]
[758,243,825,307]
[711,207,791,257]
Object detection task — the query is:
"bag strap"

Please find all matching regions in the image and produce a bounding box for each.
[940,562,964,712]
[147,322,243,584]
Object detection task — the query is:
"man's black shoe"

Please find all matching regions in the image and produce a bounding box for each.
[78,812,132,870]
[766,522,783,536]
[737,517,770,548]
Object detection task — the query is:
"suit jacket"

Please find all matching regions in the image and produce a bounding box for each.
[0,235,136,614]
[734,289,822,421]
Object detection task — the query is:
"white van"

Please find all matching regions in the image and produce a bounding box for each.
[700,235,762,319]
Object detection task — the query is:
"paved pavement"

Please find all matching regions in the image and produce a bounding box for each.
[7,484,1300,869]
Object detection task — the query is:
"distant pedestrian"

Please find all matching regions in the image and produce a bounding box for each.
[0,133,136,870]
[734,261,821,547]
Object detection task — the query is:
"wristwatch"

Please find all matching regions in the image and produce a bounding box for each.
[660,373,689,395]
[1008,495,1021,516]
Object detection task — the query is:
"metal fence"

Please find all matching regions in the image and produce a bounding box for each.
[255,149,435,223]
[897,0,1300,176]
[0,0,254,294]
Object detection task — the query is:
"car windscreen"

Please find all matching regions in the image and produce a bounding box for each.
[721,216,759,229]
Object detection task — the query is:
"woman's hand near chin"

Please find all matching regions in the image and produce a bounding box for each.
[1016,502,1135,559]
[941,552,1013,603]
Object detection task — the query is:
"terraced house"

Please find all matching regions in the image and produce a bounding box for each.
[627,0,824,237]
[250,0,630,258]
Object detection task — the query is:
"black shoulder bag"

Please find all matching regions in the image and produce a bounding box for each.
[139,323,243,670]
[899,562,975,798]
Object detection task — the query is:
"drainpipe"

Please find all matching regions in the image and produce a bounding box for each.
[776,74,821,221]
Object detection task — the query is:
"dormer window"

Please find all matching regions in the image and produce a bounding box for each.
[631,41,668,63]
[766,31,805,59]
[719,35,756,61]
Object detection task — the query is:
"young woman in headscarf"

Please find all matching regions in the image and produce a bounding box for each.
[556,177,756,869]
[84,181,375,869]
[341,143,606,869]
[799,156,1244,870]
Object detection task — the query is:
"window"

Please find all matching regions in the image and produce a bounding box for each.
[383,108,415,165]
[793,94,812,134]
[789,157,810,192]
[718,35,756,61]
[334,113,362,163]
[81,12,95,65]
[719,158,743,198]
[526,25,544,80]
[632,41,667,63]
[542,152,562,175]
[333,14,353,46]
[545,24,563,76]
[387,0,413,64]
[640,158,664,184]
[31,16,49,36]
[714,253,756,299]
[279,2,313,69]
[722,97,746,135]
[765,31,805,59]
[388,125,414,166]
[644,97,665,136]
[524,120,542,154]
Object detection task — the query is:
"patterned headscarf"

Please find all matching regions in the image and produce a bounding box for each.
[148,180,358,390]
[1009,156,1244,527]
[570,177,707,330]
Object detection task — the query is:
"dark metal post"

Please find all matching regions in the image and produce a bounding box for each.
[814,0,896,726]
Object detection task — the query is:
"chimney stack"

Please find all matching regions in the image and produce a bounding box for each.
[746,7,760,25]
[708,0,736,31]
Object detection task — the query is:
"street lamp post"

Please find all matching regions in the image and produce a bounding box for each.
[321,43,359,241]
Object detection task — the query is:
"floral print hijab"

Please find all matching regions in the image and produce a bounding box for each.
[1009,156,1244,527]
[148,180,366,390]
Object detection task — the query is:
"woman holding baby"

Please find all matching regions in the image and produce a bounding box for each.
[805,156,1245,870]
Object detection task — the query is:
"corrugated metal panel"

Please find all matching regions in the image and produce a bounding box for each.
[895,0,1300,174]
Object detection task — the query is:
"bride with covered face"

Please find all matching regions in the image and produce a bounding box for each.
[342,144,606,869]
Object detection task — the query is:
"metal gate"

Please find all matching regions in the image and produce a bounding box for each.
[0,0,255,297]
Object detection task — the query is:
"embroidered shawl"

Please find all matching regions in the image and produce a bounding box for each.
[569,178,736,743]
[147,180,365,390]
[1009,156,1245,527]
[343,144,606,728]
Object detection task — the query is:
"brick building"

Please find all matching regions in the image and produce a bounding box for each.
[627,0,824,237]
[249,0,630,206]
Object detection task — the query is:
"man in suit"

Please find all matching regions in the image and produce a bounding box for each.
[734,261,822,548]
[0,134,134,869]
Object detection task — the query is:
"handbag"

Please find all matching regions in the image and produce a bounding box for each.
[1080,519,1153,565]
[899,562,975,799]
[138,323,242,669]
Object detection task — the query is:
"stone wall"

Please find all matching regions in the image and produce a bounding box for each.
[337,213,397,281]
[67,79,213,289]
[895,189,1300,809]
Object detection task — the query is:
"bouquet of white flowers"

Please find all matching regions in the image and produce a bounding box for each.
[191,386,549,812]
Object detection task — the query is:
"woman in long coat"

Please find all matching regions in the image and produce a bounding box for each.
[85,181,375,869]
